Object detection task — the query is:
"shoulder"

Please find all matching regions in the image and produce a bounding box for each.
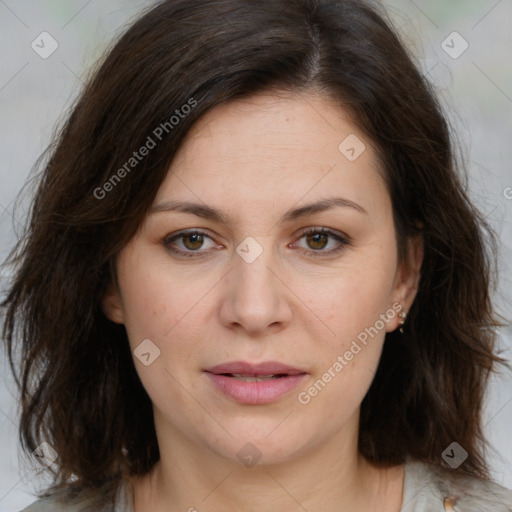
[403,458,512,511]
[19,490,107,512]
[18,479,134,512]
[19,493,98,512]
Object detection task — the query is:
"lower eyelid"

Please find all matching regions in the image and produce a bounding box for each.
[163,231,216,252]
[163,229,349,256]
[294,231,349,253]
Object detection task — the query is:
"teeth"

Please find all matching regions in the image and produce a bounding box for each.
[230,373,281,382]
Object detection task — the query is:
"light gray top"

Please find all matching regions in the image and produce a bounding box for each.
[20,458,512,511]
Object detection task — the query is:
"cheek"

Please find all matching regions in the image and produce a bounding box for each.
[116,249,206,347]
[293,242,397,411]
[115,261,204,409]
[296,272,391,424]
[300,249,396,341]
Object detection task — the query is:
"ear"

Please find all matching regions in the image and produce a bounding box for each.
[387,233,424,332]
[101,284,125,324]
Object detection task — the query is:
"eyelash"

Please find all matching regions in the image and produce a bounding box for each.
[162,227,350,258]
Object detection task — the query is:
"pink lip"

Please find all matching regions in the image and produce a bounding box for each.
[204,360,306,376]
[205,373,307,404]
[203,360,308,405]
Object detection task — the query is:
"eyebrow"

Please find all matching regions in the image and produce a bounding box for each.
[149,197,367,223]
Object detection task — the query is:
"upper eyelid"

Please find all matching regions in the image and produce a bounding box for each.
[165,227,346,241]
[164,227,349,251]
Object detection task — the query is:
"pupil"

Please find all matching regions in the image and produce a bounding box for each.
[308,233,327,250]
[185,233,203,250]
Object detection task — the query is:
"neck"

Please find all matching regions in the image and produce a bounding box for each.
[130,410,405,512]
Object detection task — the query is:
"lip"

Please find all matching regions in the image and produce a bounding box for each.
[205,372,308,405]
[204,360,307,376]
[203,360,308,405]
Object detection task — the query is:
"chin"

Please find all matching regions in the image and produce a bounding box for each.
[203,429,307,468]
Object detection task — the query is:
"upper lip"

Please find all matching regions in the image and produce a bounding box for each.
[204,360,307,376]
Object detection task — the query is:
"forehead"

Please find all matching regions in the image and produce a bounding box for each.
[152,91,389,222]
[176,91,363,161]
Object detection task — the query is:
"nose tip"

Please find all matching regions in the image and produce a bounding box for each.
[218,243,293,334]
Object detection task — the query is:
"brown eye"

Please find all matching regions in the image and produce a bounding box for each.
[182,233,205,250]
[295,228,350,256]
[162,230,217,257]
[305,232,329,250]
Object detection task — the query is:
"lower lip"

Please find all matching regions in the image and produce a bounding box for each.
[205,372,307,405]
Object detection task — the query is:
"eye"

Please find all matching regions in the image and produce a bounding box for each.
[293,227,350,256]
[162,229,218,257]
[162,227,350,259]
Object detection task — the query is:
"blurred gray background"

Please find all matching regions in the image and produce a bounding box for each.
[0,1,511,510]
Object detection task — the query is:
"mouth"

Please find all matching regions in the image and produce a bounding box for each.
[204,360,307,377]
[216,373,291,382]
[203,361,308,404]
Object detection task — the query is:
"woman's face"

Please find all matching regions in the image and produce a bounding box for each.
[104,91,421,466]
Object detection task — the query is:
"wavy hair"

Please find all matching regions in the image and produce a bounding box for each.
[2,0,508,505]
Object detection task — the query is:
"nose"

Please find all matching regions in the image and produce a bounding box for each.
[218,240,293,336]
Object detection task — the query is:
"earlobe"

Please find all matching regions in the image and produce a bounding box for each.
[101,286,125,324]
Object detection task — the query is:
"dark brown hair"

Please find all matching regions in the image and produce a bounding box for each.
[2,0,508,505]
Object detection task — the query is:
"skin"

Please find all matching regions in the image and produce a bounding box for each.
[103,90,423,512]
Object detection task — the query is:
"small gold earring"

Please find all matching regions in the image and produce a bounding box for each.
[398,310,407,334]
[443,496,457,511]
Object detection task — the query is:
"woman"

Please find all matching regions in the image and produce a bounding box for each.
[2,0,511,510]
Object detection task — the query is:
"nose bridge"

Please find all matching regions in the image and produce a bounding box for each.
[220,235,291,332]
[234,235,278,303]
